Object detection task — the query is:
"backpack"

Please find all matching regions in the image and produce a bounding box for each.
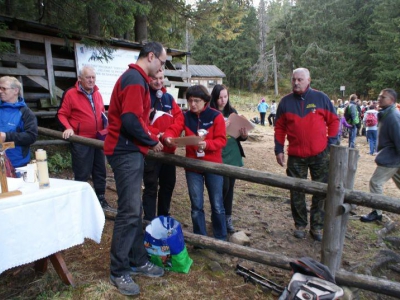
[279,257,344,300]
[344,104,359,125]
[365,112,378,127]
[361,106,367,119]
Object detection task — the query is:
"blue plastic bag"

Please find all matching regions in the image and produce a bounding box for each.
[144,216,193,273]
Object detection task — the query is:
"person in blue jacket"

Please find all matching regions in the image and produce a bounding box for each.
[0,76,37,168]
[257,98,269,126]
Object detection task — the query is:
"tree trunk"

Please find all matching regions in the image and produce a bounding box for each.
[134,14,148,43]
[87,6,101,36]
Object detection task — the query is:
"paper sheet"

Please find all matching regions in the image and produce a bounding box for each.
[226,113,255,138]
[170,136,203,147]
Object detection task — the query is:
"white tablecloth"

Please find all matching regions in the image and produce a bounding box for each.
[0,178,105,274]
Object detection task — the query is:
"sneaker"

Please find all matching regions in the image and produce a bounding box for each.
[110,274,140,296]
[294,227,306,239]
[360,210,382,222]
[310,229,323,242]
[226,215,235,233]
[130,261,164,277]
[98,195,117,213]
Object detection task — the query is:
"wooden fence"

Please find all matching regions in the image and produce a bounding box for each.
[38,127,400,298]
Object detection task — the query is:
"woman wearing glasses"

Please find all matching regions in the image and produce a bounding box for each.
[163,85,227,241]
[0,76,38,168]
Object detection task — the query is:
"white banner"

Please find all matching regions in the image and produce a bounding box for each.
[75,43,140,105]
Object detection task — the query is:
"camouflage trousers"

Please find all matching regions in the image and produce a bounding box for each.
[286,149,330,230]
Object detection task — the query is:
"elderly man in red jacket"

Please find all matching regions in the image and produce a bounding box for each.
[57,65,113,210]
[274,68,339,241]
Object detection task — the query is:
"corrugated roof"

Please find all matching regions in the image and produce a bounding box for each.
[183,65,226,78]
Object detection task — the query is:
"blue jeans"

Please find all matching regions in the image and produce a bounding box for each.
[348,126,357,148]
[185,171,227,240]
[366,130,377,155]
[107,152,148,276]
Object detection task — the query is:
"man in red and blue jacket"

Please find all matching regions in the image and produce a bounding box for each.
[274,68,339,242]
[142,70,184,221]
[104,42,166,296]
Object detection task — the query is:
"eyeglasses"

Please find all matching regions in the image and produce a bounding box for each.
[0,87,14,92]
[154,53,166,66]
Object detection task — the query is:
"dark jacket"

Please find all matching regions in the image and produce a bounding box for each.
[375,105,400,167]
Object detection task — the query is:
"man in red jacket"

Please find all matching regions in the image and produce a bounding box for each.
[274,68,339,242]
[57,66,113,210]
[104,42,166,296]
[142,70,183,221]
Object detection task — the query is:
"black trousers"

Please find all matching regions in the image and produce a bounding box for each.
[259,112,266,125]
[223,176,236,215]
[142,159,176,221]
[268,113,276,126]
[71,142,106,196]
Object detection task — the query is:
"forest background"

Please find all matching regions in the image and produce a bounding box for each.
[0,0,399,99]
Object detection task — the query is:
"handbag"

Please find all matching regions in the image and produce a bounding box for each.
[144,216,193,273]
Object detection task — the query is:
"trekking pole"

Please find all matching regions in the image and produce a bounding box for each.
[235,264,284,294]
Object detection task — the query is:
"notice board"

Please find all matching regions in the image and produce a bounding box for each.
[75,43,140,105]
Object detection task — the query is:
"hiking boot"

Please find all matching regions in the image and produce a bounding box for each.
[310,229,323,242]
[360,210,382,222]
[110,274,140,296]
[226,215,235,233]
[294,227,306,239]
[97,194,117,213]
[130,261,164,277]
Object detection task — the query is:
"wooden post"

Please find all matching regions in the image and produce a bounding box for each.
[14,39,24,97]
[335,148,359,271]
[321,145,349,275]
[0,142,15,193]
[44,39,58,106]
[34,253,75,286]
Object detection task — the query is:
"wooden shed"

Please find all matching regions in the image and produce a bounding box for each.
[182,65,226,93]
[0,15,191,111]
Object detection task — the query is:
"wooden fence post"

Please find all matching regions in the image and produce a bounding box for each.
[335,148,359,271]
[321,145,349,275]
